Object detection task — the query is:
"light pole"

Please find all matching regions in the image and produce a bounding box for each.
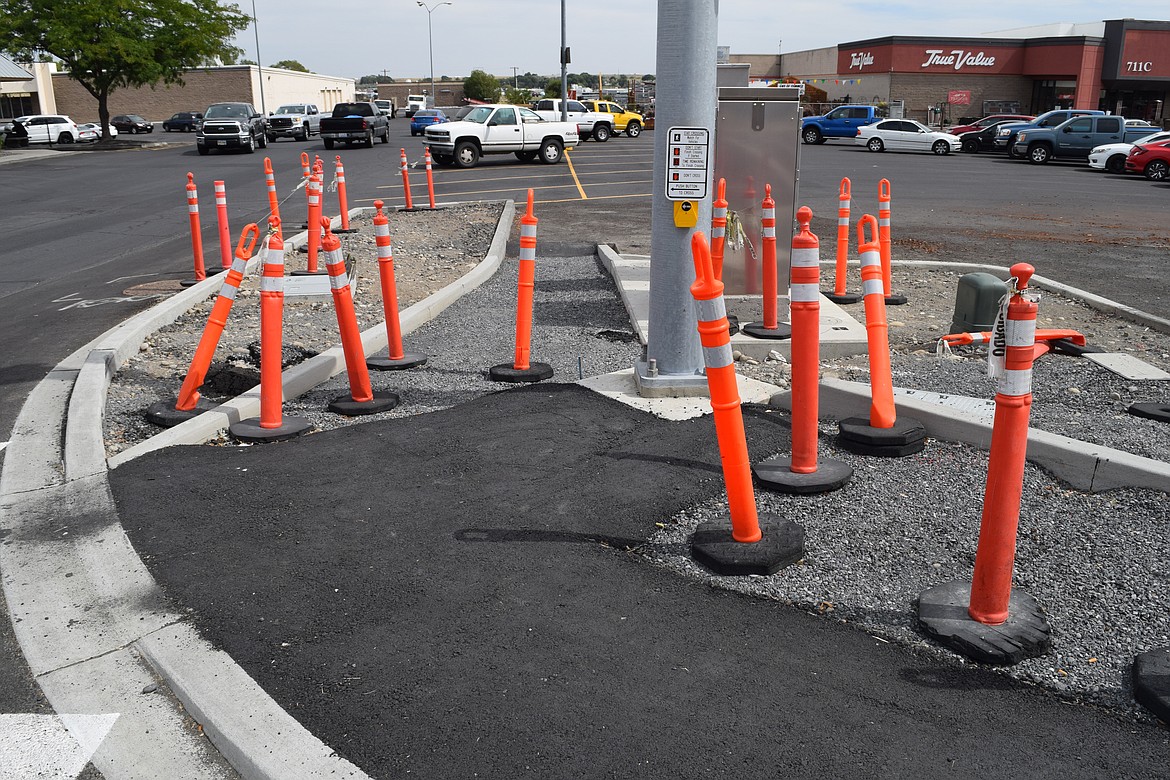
[417,1,452,107]
[512,66,519,90]
[250,0,266,114]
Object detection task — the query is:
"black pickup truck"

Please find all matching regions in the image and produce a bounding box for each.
[319,102,390,149]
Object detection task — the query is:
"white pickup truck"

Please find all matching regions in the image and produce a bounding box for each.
[423,104,579,168]
[532,98,614,142]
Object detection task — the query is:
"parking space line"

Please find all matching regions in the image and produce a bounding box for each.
[565,152,587,199]
[538,192,651,204]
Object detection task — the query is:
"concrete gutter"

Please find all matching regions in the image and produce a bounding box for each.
[1,201,516,779]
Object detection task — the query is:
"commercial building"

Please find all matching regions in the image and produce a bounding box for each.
[730,18,1169,125]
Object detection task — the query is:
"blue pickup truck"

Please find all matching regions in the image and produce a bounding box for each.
[1012,115,1153,164]
[801,105,884,144]
[993,109,1104,156]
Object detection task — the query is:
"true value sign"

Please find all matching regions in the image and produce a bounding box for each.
[921,49,997,70]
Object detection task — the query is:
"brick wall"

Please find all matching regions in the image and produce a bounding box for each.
[52,68,254,124]
[889,73,1034,122]
[371,83,467,110]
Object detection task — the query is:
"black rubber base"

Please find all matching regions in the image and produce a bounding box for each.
[1049,338,1105,357]
[290,268,328,276]
[753,455,853,495]
[916,579,1052,665]
[229,416,313,443]
[727,314,740,336]
[885,294,908,306]
[328,389,400,416]
[740,322,792,340]
[1133,646,1170,723]
[824,291,862,304]
[1128,402,1170,424]
[488,362,554,383]
[367,351,428,371]
[144,397,216,428]
[691,516,806,576]
[837,415,927,457]
[180,268,224,287]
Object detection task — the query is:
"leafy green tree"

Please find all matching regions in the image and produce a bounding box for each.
[543,79,562,98]
[502,87,530,106]
[463,69,500,101]
[270,59,309,72]
[642,74,655,82]
[0,0,250,141]
[240,58,258,66]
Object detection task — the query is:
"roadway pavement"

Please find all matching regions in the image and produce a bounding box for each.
[3,129,1170,777]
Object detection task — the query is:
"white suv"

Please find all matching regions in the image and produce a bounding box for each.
[14,114,81,144]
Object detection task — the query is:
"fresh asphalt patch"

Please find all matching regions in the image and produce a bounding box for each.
[111,385,1167,778]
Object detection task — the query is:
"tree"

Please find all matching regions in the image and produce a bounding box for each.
[270,59,309,72]
[0,0,251,141]
[463,69,500,102]
[240,58,258,66]
[543,79,561,99]
[502,87,530,106]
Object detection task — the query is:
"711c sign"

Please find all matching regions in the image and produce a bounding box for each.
[1126,60,1154,72]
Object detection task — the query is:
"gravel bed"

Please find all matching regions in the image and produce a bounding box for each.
[102,207,1170,727]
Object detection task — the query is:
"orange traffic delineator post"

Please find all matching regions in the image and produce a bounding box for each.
[825,177,861,304]
[264,157,282,232]
[489,189,553,383]
[710,177,739,334]
[229,217,313,443]
[686,230,805,576]
[836,214,927,457]
[753,207,853,495]
[367,200,427,371]
[877,178,907,306]
[916,262,1052,665]
[180,172,208,287]
[424,149,437,209]
[146,224,261,428]
[400,148,414,210]
[938,328,1085,350]
[293,172,327,275]
[332,155,359,233]
[213,181,232,271]
[319,216,400,416]
[742,184,792,340]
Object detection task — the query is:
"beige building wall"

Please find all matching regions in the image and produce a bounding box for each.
[889,73,1033,122]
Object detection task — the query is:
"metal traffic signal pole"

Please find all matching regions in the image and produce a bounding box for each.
[634,0,717,397]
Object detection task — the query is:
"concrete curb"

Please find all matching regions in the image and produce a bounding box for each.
[769,377,1170,493]
[2,201,515,779]
[108,199,515,466]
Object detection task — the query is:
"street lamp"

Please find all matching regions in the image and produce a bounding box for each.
[417,1,452,107]
[250,0,266,114]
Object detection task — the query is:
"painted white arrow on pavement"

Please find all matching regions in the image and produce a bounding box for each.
[0,713,118,779]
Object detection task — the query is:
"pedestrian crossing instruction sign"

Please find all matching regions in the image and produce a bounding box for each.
[665,127,709,201]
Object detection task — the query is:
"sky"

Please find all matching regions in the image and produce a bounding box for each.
[233,2,1170,81]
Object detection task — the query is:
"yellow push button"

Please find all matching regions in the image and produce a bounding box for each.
[673,200,698,228]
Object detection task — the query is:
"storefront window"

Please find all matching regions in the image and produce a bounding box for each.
[1031,80,1077,112]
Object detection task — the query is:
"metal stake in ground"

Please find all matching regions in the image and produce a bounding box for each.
[741,184,792,340]
[489,189,553,383]
[754,207,852,494]
[687,230,805,576]
[916,262,1051,665]
[836,214,926,457]
[320,216,400,415]
[146,224,260,428]
[229,217,313,443]
[366,200,427,371]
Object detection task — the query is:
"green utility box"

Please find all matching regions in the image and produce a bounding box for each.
[949,272,1008,336]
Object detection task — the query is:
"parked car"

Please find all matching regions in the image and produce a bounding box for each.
[1125,139,1170,180]
[410,109,448,136]
[266,103,321,142]
[801,105,884,144]
[111,114,154,134]
[957,120,1021,153]
[994,109,1105,155]
[319,102,390,149]
[13,114,80,144]
[531,98,612,141]
[1089,130,1170,173]
[196,102,267,155]
[946,114,1034,136]
[423,104,578,168]
[1125,118,1155,127]
[856,119,960,154]
[579,99,645,138]
[162,112,202,132]
[77,123,118,142]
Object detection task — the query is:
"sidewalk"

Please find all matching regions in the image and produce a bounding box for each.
[2,203,1168,777]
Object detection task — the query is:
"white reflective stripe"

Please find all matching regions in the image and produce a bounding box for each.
[187,188,197,199]
[520,224,537,238]
[703,343,733,369]
[791,248,819,268]
[859,249,881,268]
[259,276,284,292]
[188,204,199,213]
[215,184,225,193]
[309,196,319,205]
[375,223,390,238]
[838,217,849,226]
[763,208,775,219]
[886,199,892,210]
[377,246,393,261]
[328,272,349,290]
[863,278,885,296]
[840,199,850,209]
[763,226,775,238]
[337,174,346,181]
[216,197,227,205]
[519,247,536,261]
[879,217,890,227]
[1005,317,1036,348]
[712,227,725,238]
[998,368,1032,396]
[695,297,727,322]
[791,283,820,302]
[231,257,248,273]
[713,207,727,217]
[219,284,238,300]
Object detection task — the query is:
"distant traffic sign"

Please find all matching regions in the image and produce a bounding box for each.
[665,127,709,201]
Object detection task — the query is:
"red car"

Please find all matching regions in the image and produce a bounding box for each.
[947,114,1034,136]
[1125,139,1170,180]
